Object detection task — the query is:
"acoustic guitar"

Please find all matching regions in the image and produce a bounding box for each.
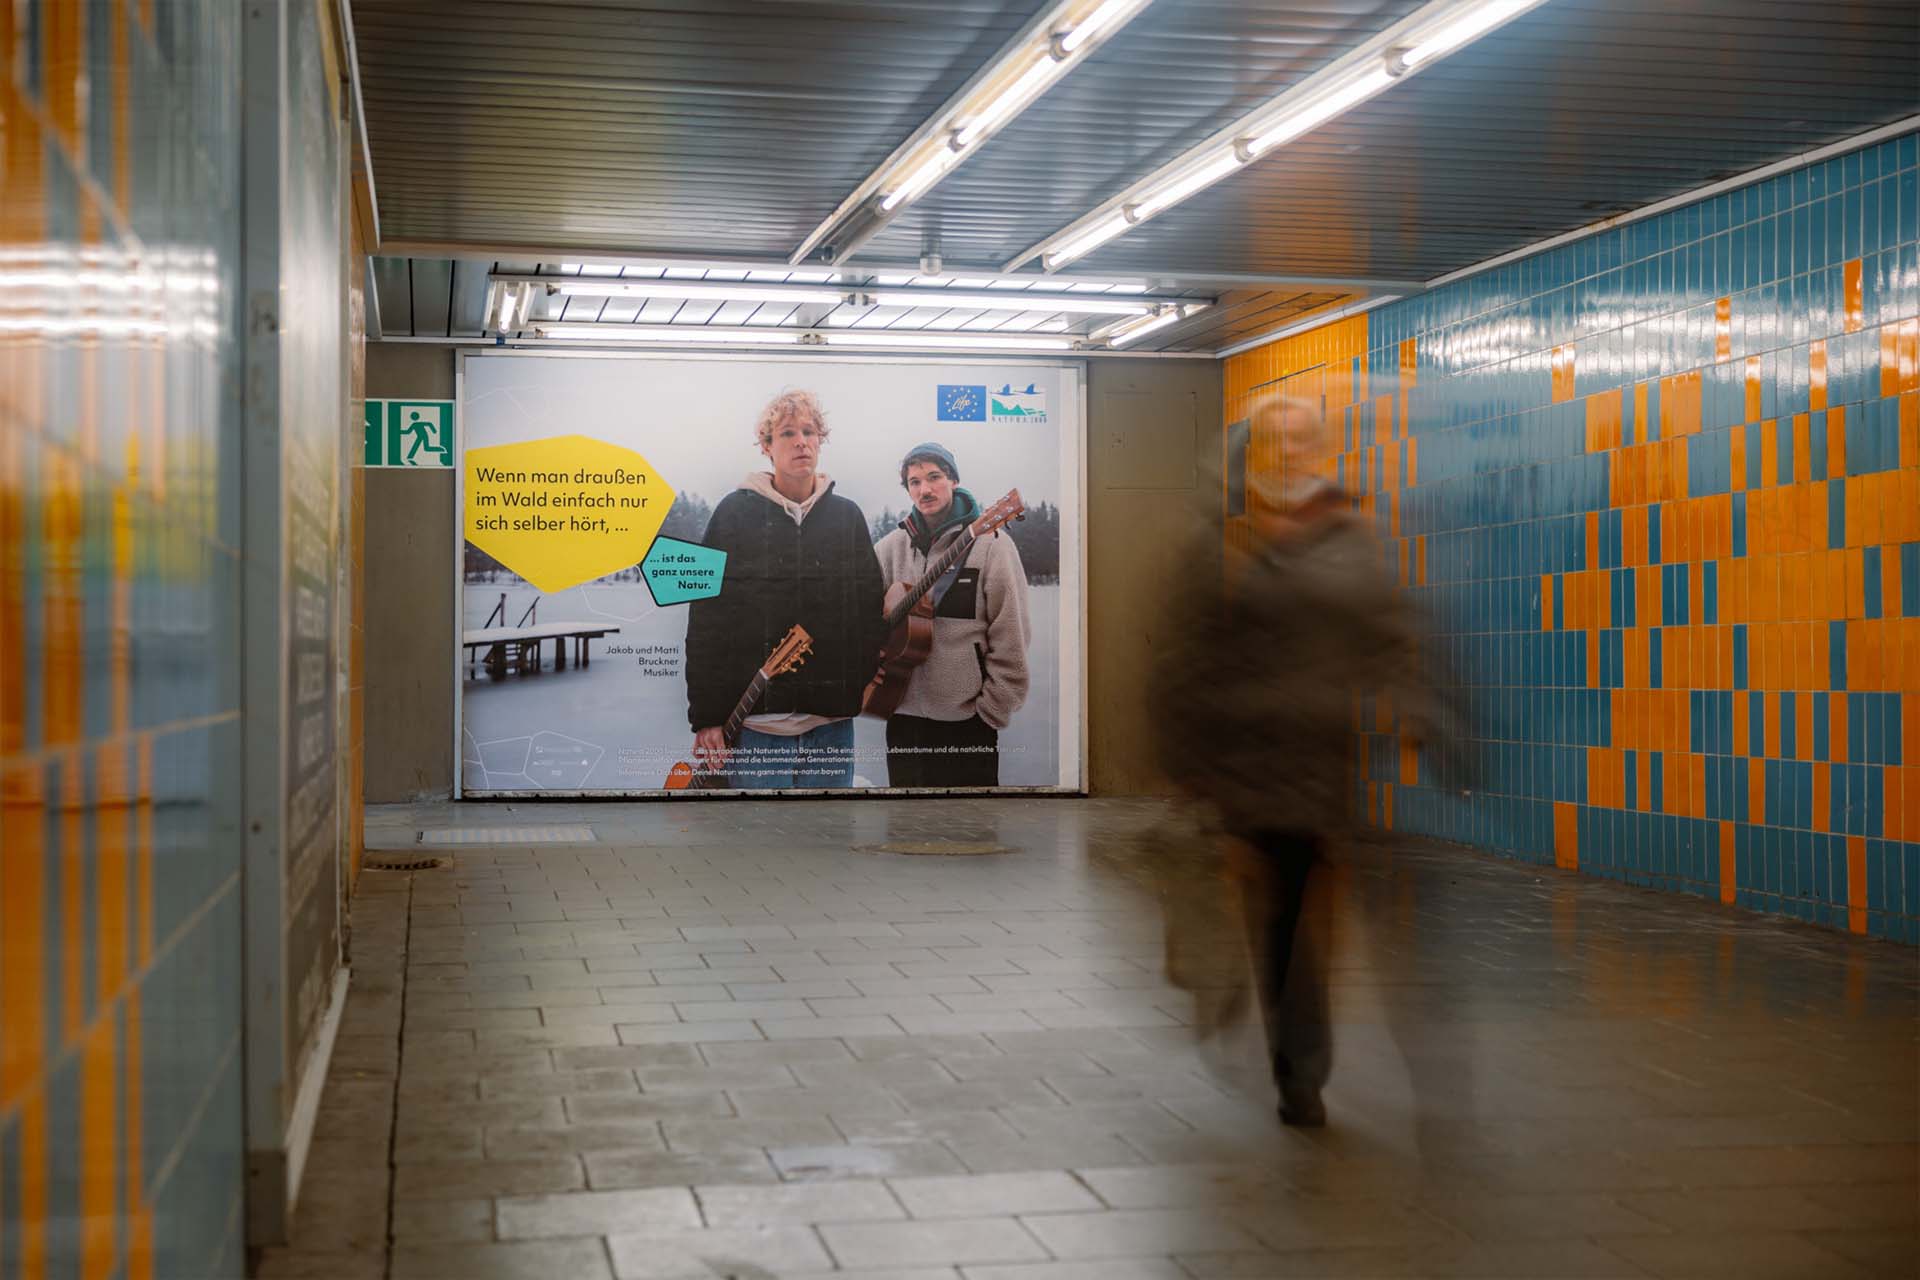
[664,624,813,789]
[861,489,1025,720]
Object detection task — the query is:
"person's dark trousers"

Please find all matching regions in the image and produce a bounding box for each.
[1240,828,1332,1109]
[885,713,999,787]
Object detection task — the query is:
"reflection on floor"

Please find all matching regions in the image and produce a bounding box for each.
[258,799,1917,1279]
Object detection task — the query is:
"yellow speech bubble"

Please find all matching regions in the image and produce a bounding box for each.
[466,435,675,593]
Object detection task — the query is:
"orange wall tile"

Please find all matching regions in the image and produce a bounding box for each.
[1221,139,1919,944]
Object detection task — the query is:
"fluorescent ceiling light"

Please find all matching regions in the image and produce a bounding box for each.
[822,331,1076,352]
[790,0,1154,265]
[1401,0,1533,66]
[1010,0,1547,272]
[953,57,1061,149]
[1130,150,1241,220]
[489,282,533,333]
[869,289,1153,315]
[1103,302,1208,347]
[1108,312,1182,346]
[543,279,848,306]
[534,323,804,345]
[1058,0,1139,53]
[1243,67,1393,157]
[1043,213,1133,271]
[880,148,962,212]
[528,323,1077,353]
[1244,64,1397,156]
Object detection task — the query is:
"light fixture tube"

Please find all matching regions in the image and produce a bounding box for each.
[791,0,1156,265]
[880,148,962,212]
[1058,0,1142,54]
[491,283,529,333]
[1130,150,1242,220]
[543,279,848,306]
[1042,213,1133,270]
[1104,302,1207,347]
[1243,66,1393,157]
[1010,0,1546,272]
[1108,311,1183,347]
[953,57,1062,149]
[1401,0,1534,67]
[822,332,1075,352]
[870,289,1153,315]
[533,324,805,344]
[528,324,1076,352]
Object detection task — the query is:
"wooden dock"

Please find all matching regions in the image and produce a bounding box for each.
[463,622,620,678]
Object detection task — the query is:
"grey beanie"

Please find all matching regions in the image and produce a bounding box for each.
[899,441,959,486]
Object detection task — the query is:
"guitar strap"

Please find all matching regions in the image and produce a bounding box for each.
[925,530,971,611]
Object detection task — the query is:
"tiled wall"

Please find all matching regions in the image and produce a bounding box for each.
[2,3,248,1277]
[1226,130,1920,942]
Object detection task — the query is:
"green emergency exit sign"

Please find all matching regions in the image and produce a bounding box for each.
[364,399,455,467]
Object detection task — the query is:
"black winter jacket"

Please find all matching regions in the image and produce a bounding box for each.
[684,484,886,731]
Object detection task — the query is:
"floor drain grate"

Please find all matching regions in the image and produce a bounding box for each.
[854,840,1013,857]
[362,853,451,872]
[416,825,597,845]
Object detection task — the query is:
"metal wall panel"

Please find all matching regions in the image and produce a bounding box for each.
[408,257,454,338]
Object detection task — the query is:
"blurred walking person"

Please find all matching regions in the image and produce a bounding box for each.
[1151,393,1450,1127]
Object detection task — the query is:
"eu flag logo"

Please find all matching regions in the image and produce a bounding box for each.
[937,385,987,422]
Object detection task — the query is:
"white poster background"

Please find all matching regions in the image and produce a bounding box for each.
[457,351,1084,795]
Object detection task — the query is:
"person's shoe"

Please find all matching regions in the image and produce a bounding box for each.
[1278,1084,1326,1127]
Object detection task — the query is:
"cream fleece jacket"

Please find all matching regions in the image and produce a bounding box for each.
[872,523,1031,729]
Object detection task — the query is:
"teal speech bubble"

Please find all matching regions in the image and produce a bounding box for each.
[641,537,727,606]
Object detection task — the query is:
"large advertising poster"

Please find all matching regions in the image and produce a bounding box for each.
[458,353,1083,795]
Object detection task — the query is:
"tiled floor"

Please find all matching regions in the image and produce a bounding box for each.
[259,799,1917,1279]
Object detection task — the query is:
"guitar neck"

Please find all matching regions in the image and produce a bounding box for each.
[721,669,771,745]
[886,529,977,626]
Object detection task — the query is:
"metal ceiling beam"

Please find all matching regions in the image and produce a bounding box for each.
[339,0,381,250]
[372,333,1218,359]
[379,238,1409,296]
[1214,294,1401,359]
[487,272,1208,313]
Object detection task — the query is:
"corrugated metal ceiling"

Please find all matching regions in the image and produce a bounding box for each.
[354,0,1919,350]
[354,0,1056,259]
[989,0,1920,278]
[865,0,1428,268]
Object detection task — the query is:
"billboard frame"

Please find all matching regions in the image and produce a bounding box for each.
[452,346,1089,799]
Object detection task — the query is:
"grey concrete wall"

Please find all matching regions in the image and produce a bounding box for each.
[1085,358,1222,795]
[364,344,457,800]
[357,347,1220,800]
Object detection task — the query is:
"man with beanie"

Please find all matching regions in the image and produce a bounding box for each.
[872,442,1031,788]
